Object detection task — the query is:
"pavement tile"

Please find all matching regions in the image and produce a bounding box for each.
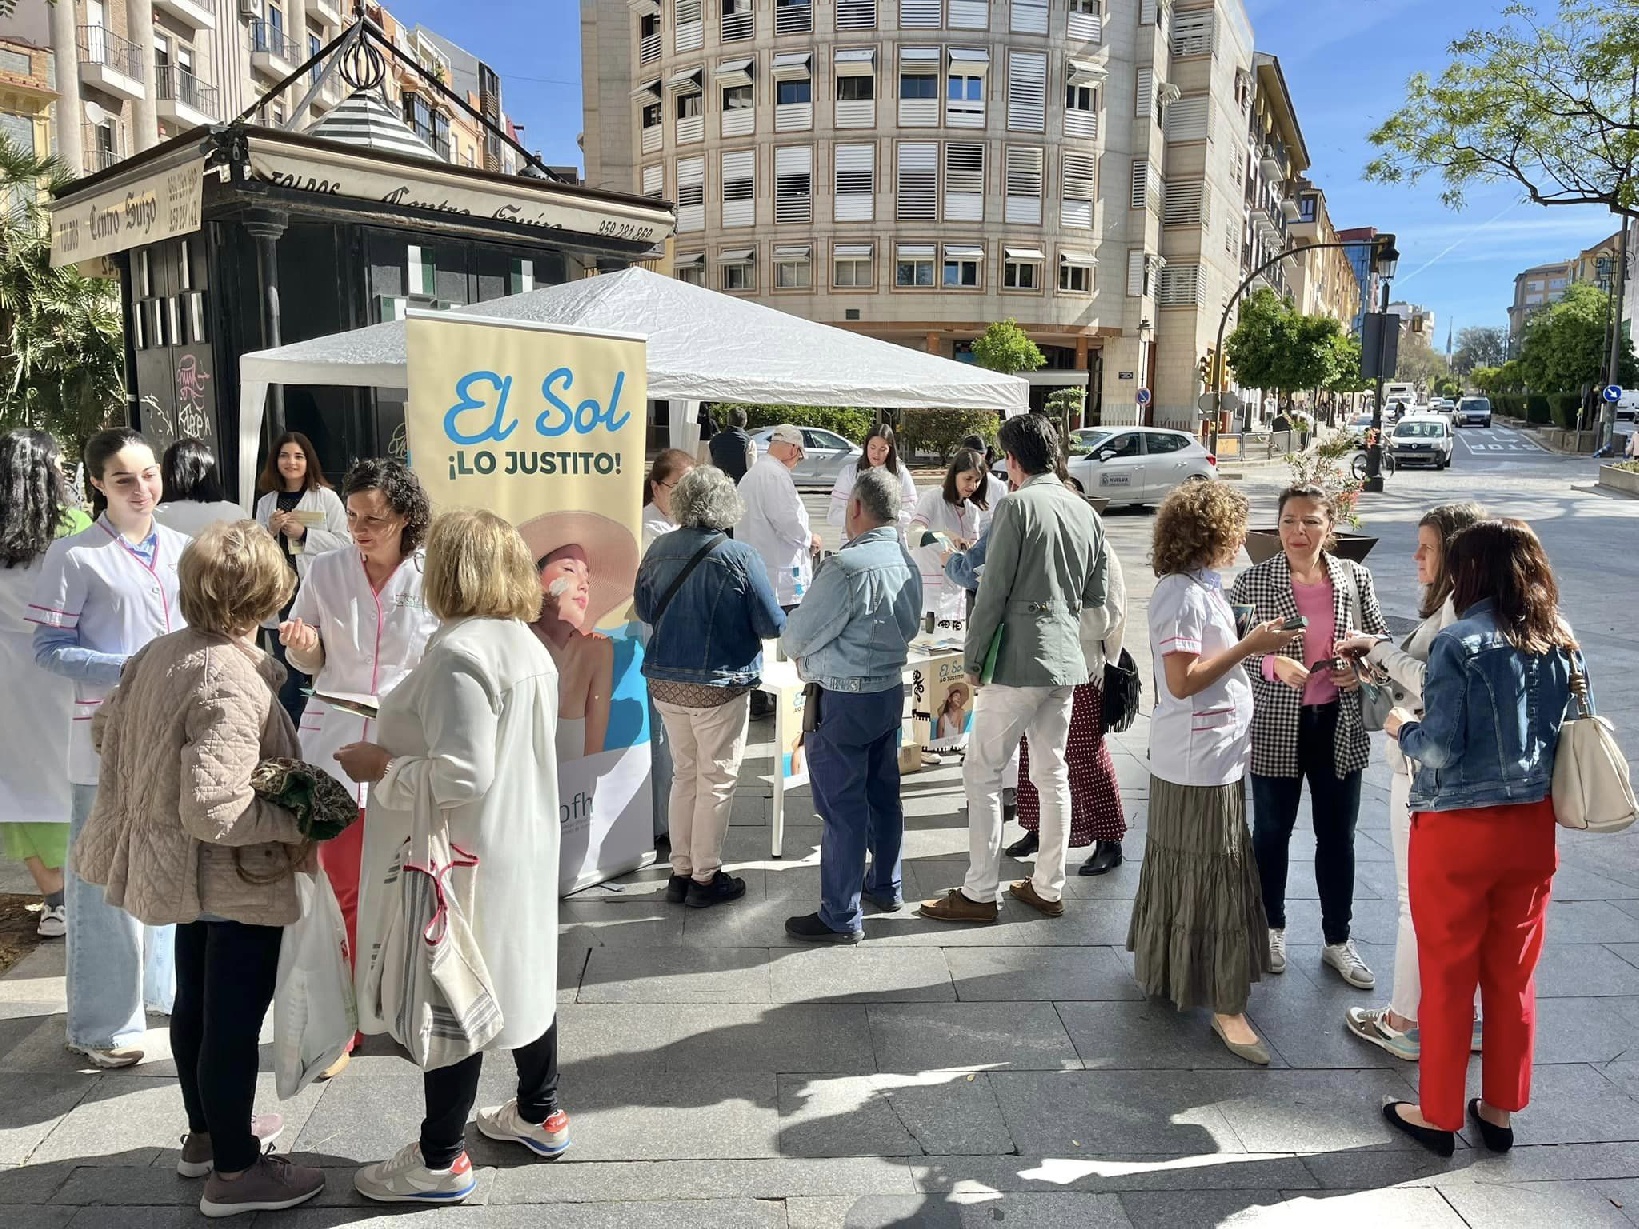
[666,1003,877,1073]
[289,1055,427,1163]
[1116,1189,1289,1227]
[1204,1068,1426,1154]
[1531,998,1639,1065]
[0,1161,73,1204]
[781,1192,1133,1227]
[0,1074,95,1166]
[768,946,955,1004]
[862,899,1137,949]
[910,1152,1319,1194]
[777,1072,1014,1158]
[1595,1179,1639,1225]
[486,1157,918,1203]
[866,1002,1081,1073]
[1516,1063,1639,1146]
[1439,1181,1634,1227]
[943,946,1144,1002]
[558,900,687,949]
[988,1070,1244,1156]
[1536,945,1639,997]
[1058,1001,1290,1070]
[1597,1061,1639,1101]
[268,1202,787,1228]
[576,946,773,1004]
[1548,902,1639,946]
[0,1208,73,1229]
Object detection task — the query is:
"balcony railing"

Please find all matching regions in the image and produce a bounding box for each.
[155,65,220,117]
[248,20,301,65]
[77,24,142,80]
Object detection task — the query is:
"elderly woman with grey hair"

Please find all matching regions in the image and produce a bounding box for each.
[634,466,787,909]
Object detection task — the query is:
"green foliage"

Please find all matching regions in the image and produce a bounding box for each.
[970,319,1046,375]
[1434,375,1463,399]
[1364,0,1639,215]
[1395,329,1451,388]
[1452,326,1508,375]
[1525,394,1552,425]
[735,404,876,444]
[1517,282,1638,394]
[1225,288,1350,396]
[898,408,999,462]
[1470,365,1504,394]
[1549,391,1584,429]
[0,138,125,448]
[1324,334,1372,394]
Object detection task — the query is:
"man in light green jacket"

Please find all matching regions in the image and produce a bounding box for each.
[920,413,1111,924]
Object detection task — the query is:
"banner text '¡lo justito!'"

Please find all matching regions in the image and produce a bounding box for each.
[441,367,634,446]
[447,450,624,480]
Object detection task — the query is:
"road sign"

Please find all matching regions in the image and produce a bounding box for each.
[1197,392,1218,414]
[1136,388,1152,406]
[1604,385,1623,404]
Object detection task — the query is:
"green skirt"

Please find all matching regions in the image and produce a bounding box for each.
[1126,775,1269,1015]
[1,822,70,868]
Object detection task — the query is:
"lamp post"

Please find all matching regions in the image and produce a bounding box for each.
[1363,234,1400,493]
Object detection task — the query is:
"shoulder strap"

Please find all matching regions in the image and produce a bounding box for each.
[651,534,727,625]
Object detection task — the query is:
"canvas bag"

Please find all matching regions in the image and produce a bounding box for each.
[361,783,505,1070]
[1341,565,1397,732]
[1553,658,1637,834]
[272,870,357,1099]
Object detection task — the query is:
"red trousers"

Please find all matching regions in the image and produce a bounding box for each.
[1409,796,1556,1131]
[317,812,367,1056]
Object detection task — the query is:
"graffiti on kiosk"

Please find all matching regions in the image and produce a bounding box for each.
[175,354,211,439]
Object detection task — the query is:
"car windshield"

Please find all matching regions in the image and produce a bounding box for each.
[1074,430,1114,451]
[1394,421,1445,438]
[1459,399,1490,411]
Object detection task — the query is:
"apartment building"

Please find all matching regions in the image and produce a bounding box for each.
[582,0,1310,428]
[1286,177,1358,327]
[0,0,514,183]
[1507,258,1575,348]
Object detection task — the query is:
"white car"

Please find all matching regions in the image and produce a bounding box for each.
[749,425,863,489]
[1388,414,1454,469]
[1066,426,1217,506]
[1455,396,1493,427]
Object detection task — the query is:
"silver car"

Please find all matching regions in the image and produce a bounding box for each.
[1455,397,1493,427]
[1066,426,1217,506]
[749,426,864,489]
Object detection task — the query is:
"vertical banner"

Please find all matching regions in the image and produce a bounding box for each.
[404,311,654,895]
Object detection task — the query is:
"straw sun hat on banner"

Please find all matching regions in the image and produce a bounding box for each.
[516,509,640,629]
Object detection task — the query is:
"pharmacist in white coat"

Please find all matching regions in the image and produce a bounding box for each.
[826,423,917,528]
[279,457,438,976]
[338,510,568,1204]
[909,448,992,629]
[28,427,180,1069]
[151,439,244,538]
[737,424,819,608]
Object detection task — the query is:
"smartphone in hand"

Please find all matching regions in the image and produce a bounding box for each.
[1279,615,1309,632]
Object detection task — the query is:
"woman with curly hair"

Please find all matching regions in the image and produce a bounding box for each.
[1126,481,1302,1065]
[277,458,438,1017]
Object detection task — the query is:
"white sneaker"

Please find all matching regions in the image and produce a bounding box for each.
[1268,927,1287,974]
[66,1043,143,1069]
[476,1099,572,1159]
[1323,939,1377,989]
[36,905,65,939]
[355,1142,477,1204]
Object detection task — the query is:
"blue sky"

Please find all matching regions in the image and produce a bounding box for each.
[389,0,1621,345]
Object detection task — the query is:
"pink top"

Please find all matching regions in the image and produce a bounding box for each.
[1262,577,1339,705]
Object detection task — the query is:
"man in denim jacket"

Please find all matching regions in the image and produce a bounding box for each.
[781,467,922,943]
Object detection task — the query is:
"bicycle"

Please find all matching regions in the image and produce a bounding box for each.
[1351,450,1395,481]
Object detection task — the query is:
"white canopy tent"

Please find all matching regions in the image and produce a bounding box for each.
[235,266,1029,504]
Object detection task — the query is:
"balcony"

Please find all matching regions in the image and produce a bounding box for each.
[86,145,121,173]
[1259,145,1282,180]
[152,0,216,30]
[311,0,344,24]
[155,65,219,127]
[248,20,301,79]
[1280,196,1300,222]
[77,26,144,101]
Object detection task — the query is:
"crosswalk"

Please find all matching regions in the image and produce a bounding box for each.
[1456,425,1547,455]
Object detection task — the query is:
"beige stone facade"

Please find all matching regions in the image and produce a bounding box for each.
[1287,177,1359,328]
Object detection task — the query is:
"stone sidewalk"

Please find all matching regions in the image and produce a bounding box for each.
[4,495,1639,1227]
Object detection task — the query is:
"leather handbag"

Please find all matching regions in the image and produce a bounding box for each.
[1101,647,1141,734]
[1352,659,1397,733]
[1553,659,1637,834]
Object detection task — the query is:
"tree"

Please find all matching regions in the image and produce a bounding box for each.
[0,138,125,449]
[1224,288,1349,406]
[1395,330,1450,389]
[1324,334,1372,395]
[1434,375,1463,398]
[1471,365,1505,394]
[1451,325,1509,374]
[971,318,1046,375]
[1516,281,1639,391]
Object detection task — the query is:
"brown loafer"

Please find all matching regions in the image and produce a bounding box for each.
[1008,879,1065,918]
[918,889,998,924]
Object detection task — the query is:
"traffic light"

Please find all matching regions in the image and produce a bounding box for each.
[1200,347,1220,389]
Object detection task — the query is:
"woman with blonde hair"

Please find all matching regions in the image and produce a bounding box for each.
[1126,481,1302,1064]
[76,520,323,1216]
[338,509,571,1202]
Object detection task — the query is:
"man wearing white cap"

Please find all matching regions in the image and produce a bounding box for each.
[737,424,821,610]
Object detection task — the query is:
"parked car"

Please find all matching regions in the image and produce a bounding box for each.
[1061,426,1217,507]
[749,426,863,489]
[1455,396,1493,428]
[1388,414,1455,469]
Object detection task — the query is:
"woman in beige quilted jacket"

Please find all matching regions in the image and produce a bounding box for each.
[76,521,327,1219]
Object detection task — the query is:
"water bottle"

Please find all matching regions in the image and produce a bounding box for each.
[791,563,805,601]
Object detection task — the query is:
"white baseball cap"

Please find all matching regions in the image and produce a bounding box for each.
[768,424,804,448]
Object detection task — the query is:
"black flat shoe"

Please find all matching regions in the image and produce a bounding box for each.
[784,912,862,944]
[1468,1098,1514,1153]
[664,874,690,904]
[1078,841,1124,876]
[1004,831,1039,858]
[685,871,747,909]
[1381,1101,1455,1158]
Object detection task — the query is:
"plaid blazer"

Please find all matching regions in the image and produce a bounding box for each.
[1228,551,1389,779]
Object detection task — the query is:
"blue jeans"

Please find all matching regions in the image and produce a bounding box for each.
[808,686,905,934]
[66,784,175,1050]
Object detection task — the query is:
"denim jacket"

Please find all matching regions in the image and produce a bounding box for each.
[944,526,989,593]
[780,525,922,693]
[1398,598,1578,812]
[634,527,786,687]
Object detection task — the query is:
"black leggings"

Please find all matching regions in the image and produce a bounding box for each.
[420,1022,560,1169]
[171,919,284,1174]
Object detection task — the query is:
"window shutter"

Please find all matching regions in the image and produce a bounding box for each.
[1129,159,1148,210]
[676,155,705,232]
[774,145,813,224]
[835,0,876,30]
[943,142,984,221]
[1171,10,1213,56]
[1135,67,1153,118]
[1140,0,1157,25]
[834,142,876,221]
[641,164,663,198]
[1004,145,1043,224]
[899,0,940,26]
[1010,0,1048,34]
[1159,263,1203,306]
[948,0,988,29]
[1007,51,1046,131]
[1067,5,1101,43]
[721,148,755,227]
[674,0,702,52]
[896,141,938,221]
[1127,249,1148,298]
[1163,178,1207,226]
[1166,93,1210,141]
[1060,150,1095,228]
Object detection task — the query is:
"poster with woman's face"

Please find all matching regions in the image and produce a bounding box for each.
[912,652,973,751]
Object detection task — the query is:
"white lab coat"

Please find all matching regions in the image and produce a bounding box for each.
[253,487,351,584]
[908,488,988,625]
[737,455,812,606]
[0,556,75,825]
[357,616,560,1050]
[641,502,674,551]
[153,500,247,538]
[27,517,189,785]
[827,462,918,528]
[288,546,439,808]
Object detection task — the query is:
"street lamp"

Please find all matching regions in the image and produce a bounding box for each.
[1362,233,1400,493]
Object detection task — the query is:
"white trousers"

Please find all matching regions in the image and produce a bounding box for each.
[962,684,1075,903]
[1389,769,1420,1021]
[655,694,750,882]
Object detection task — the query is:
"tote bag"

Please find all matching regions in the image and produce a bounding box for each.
[1553,660,1637,834]
[272,870,357,1099]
